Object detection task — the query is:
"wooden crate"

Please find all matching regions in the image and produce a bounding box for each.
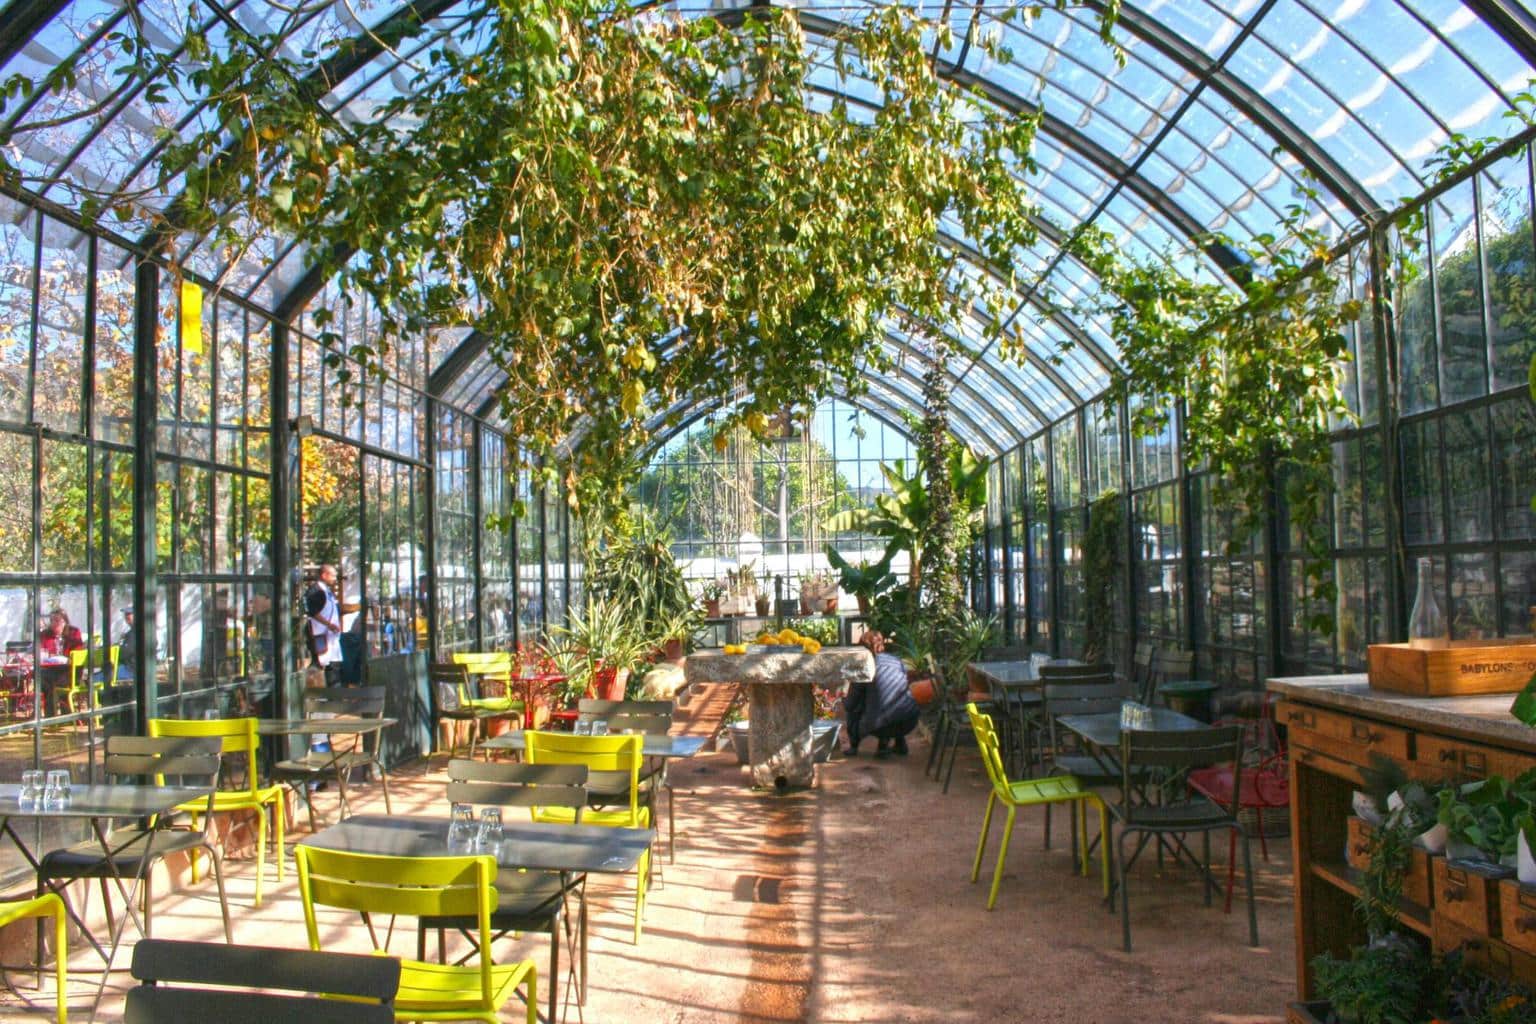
[1346,816,1433,907]
[1367,640,1536,697]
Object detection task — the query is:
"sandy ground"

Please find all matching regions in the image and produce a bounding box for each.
[0,732,1297,1024]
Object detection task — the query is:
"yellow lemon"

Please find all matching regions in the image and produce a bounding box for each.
[776,629,799,644]
[723,644,745,655]
[800,639,821,654]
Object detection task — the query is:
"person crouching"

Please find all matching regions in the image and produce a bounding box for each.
[843,631,921,758]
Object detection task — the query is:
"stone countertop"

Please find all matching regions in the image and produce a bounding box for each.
[684,646,875,686]
[1267,673,1536,751]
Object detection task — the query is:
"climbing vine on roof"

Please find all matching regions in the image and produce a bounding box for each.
[12,0,1119,503]
[1066,205,1361,624]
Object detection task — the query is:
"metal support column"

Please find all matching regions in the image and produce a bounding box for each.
[131,260,159,727]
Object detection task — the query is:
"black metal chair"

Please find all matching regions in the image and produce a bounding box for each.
[271,685,392,832]
[1109,724,1258,952]
[923,669,984,794]
[37,736,232,956]
[576,699,677,864]
[421,759,588,1024]
[125,938,400,1023]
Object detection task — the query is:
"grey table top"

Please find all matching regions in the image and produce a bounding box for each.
[1057,708,1206,749]
[257,717,397,737]
[480,731,708,758]
[0,783,209,818]
[971,661,1038,686]
[300,814,652,874]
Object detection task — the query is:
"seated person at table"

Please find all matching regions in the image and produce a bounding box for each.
[843,631,920,758]
[38,608,84,715]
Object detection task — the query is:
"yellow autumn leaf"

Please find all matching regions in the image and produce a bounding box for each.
[620,379,645,417]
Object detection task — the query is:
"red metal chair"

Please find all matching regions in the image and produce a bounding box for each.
[1186,699,1289,913]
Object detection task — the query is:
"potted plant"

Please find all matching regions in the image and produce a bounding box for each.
[825,545,897,616]
[799,570,838,614]
[700,580,725,619]
[551,594,654,702]
[1437,775,1527,866]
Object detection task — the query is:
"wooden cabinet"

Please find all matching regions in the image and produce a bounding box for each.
[1271,675,1536,999]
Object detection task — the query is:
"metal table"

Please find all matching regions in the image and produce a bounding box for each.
[0,783,212,1017]
[480,731,707,760]
[301,813,652,1015]
[1057,707,1213,885]
[971,661,1045,775]
[258,717,397,827]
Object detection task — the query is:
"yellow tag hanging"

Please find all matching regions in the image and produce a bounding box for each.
[180,280,204,354]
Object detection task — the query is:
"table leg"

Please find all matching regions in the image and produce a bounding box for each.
[747,683,815,789]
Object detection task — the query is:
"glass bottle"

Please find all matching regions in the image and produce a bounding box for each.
[1408,557,1447,649]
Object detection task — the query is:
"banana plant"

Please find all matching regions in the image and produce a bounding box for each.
[821,445,988,588]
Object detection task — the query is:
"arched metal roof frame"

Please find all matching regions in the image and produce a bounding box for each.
[640,389,921,466]
[938,4,1355,243]
[8,0,1536,433]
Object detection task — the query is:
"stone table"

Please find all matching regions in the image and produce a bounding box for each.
[685,646,875,789]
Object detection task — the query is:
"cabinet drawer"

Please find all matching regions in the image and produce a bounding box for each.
[1346,817,1432,907]
[1434,859,1504,935]
[1417,734,1536,783]
[1435,914,1536,990]
[1499,879,1536,956]
[1276,701,1411,766]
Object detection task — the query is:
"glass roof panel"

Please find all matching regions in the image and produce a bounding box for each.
[1136,0,1258,57]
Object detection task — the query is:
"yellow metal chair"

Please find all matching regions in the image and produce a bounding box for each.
[65,646,118,714]
[524,731,652,944]
[966,702,1110,910]
[0,893,67,1023]
[295,846,537,1024]
[148,718,284,907]
[450,653,523,716]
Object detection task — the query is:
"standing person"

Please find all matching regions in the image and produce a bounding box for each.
[304,565,343,686]
[116,608,137,682]
[38,608,85,716]
[843,630,921,757]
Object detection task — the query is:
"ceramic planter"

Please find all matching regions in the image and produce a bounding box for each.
[729,720,841,765]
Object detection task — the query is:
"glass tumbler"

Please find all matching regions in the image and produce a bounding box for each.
[590,720,609,736]
[477,807,503,852]
[573,720,591,735]
[447,802,476,852]
[44,769,69,810]
[18,769,43,809]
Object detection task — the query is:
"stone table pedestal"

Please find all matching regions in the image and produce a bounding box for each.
[685,647,874,789]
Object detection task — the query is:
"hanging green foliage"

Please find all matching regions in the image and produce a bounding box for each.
[24,0,1123,504]
[1082,490,1123,664]
[1066,205,1360,625]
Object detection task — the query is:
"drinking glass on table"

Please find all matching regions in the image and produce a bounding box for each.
[447,803,476,852]
[590,720,609,736]
[18,769,43,809]
[573,720,591,736]
[43,769,69,810]
[477,808,503,852]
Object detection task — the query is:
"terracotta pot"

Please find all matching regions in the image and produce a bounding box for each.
[908,676,937,706]
[822,597,838,614]
[705,599,721,618]
[755,595,771,617]
[663,637,684,661]
[593,665,631,701]
[799,596,811,615]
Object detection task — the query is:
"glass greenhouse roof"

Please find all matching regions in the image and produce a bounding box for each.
[4,0,1535,441]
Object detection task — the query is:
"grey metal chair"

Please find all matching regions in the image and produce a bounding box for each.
[1143,648,1195,705]
[1039,671,1126,852]
[422,758,588,1024]
[1109,724,1258,952]
[126,938,400,1024]
[37,736,232,955]
[272,685,392,832]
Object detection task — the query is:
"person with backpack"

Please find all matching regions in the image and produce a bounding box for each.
[304,564,343,685]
